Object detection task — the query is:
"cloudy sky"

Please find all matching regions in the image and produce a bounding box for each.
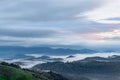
[0,0,120,48]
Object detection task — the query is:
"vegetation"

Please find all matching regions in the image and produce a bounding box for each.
[32,61,120,80]
[0,62,68,80]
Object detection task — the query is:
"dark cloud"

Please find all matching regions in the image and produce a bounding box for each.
[59,20,120,34]
[0,27,59,38]
[0,0,104,22]
[103,37,120,41]
[106,17,120,21]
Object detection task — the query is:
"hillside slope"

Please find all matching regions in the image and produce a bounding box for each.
[32,61,120,80]
[0,62,68,80]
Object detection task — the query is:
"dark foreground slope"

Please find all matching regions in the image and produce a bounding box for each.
[0,62,68,80]
[32,60,120,80]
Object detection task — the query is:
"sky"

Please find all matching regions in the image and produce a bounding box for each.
[0,0,120,48]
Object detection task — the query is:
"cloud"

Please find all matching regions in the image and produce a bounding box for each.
[0,27,59,38]
[96,29,120,41]
[104,37,120,41]
[106,17,120,20]
[0,0,105,23]
[96,29,120,39]
[0,0,119,47]
[80,0,120,24]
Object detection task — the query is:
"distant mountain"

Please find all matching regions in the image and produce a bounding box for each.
[0,62,68,80]
[2,55,64,68]
[32,56,120,80]
[3,53,120,69]
[82,55,120,62]
[25,55,63,61]
[0,46,97,58]
[66,55,75,58]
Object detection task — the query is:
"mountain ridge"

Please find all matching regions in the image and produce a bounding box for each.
[32,55,120,80]
[0,62,68,80]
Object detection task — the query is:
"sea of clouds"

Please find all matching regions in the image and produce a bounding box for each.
[0,52,120,68]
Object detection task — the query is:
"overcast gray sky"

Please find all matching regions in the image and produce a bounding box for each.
[0,0,120,48]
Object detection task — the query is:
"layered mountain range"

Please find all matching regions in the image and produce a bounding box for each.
[32,55,120,80]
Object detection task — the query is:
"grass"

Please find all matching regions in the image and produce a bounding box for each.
[0,65,33,80]
[0,63,68,80]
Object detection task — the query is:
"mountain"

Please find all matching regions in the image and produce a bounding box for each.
[32,56,120,80]
[2,55,64,68]
[0,46,97,58]
[0,62,68,80]
[82,55,120,62]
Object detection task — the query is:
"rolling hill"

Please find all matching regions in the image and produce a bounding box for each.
[0,62,68,80]
[32,56,120,80]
